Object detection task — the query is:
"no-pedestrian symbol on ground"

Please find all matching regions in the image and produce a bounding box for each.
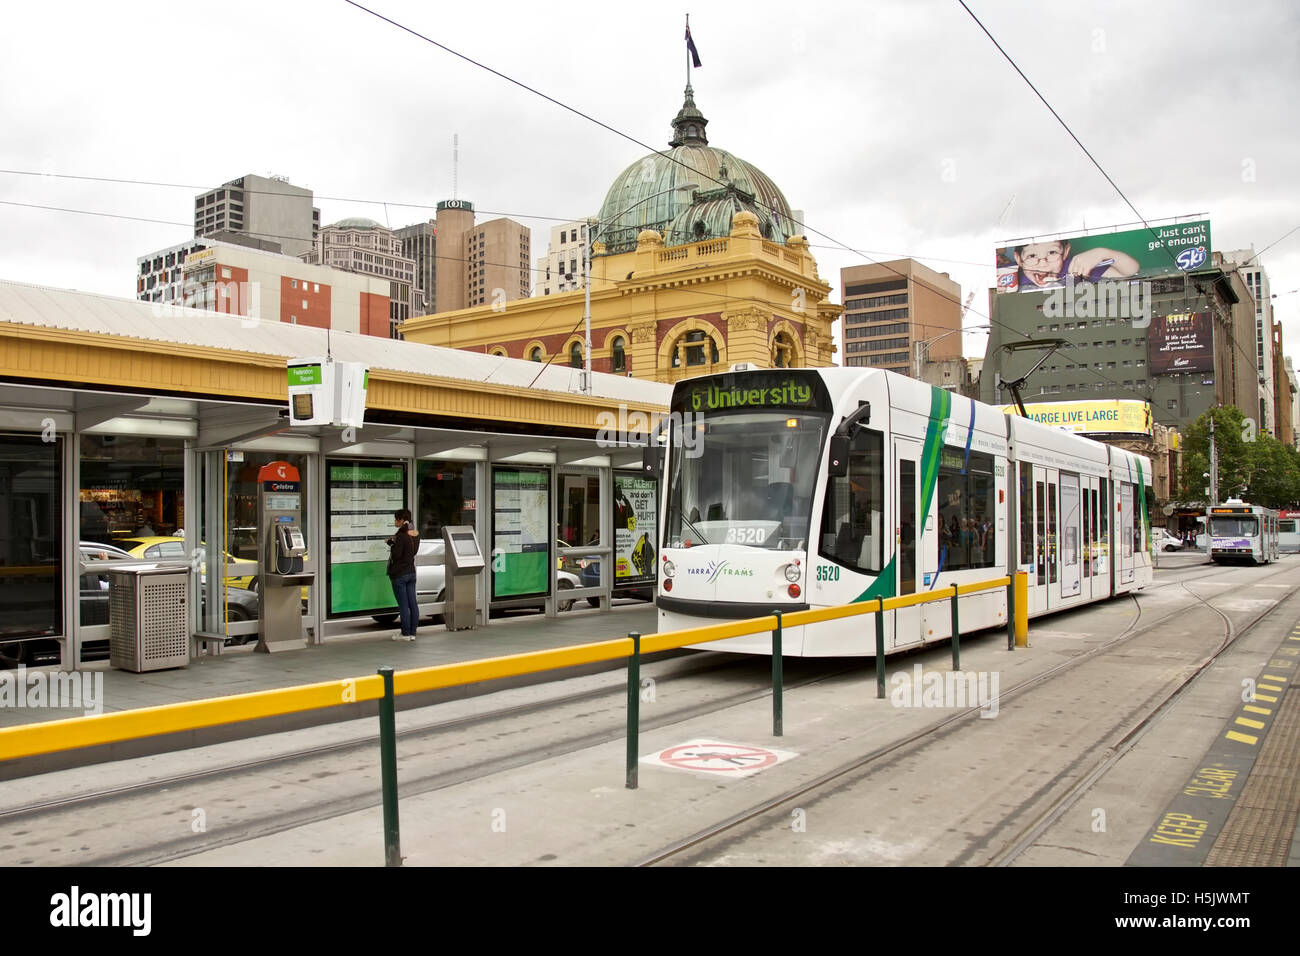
[643,740,797,778]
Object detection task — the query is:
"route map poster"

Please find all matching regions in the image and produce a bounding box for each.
[327,461,406,615]
[492,467,549,598]
[614,473,657,586]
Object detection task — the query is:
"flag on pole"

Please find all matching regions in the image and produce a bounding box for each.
[686,26,702,68]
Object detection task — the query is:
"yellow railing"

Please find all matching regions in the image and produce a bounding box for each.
[0,573,1026,766]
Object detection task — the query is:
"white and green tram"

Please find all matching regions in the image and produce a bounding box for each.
[656,367,1155,656]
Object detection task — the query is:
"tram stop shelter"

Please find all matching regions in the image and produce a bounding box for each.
[0,280,669,668]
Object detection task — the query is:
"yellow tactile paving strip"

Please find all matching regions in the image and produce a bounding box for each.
[1205,684,1300,866]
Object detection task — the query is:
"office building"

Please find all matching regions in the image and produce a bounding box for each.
[395,220,437,316]
[840,259,962,373]
[180,240,390,336]
[535,221,591,296]
[314,219,416,338]
[193,174,319,259]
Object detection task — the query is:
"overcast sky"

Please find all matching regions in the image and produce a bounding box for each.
[2,0,1297,365]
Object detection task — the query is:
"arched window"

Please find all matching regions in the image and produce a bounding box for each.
[570,342,583,368]
[693,221,706,240]
[679,329,718,368]
[773,332,794,368]
[530,347,543,362]
[611,337,626,373]
[491,348,506,358]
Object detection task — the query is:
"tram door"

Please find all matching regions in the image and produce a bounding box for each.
[1060,474,1081,600]
[1029,465,1055,613]
[1080,476,1103,600]
[893,438,923,648]
[1118,482,1135,585]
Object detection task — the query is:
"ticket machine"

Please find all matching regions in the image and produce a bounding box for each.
[442,525,484,630]
[255,461,315,653]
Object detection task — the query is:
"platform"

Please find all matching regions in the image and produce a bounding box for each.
[0,602,659,778]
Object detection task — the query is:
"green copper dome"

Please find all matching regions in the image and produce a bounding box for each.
[594,86,799,254]
[329,217,384,230]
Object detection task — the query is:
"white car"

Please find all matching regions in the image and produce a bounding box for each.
[1158,530,1184,552]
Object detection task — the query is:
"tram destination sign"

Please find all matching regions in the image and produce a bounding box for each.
[675,370,830,415]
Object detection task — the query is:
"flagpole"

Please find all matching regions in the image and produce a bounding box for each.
[686,13,691,87]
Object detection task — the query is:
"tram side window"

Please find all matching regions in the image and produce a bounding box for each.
[818,428,884,574]
[1100,482,1109,552]
[1131,483,1142,554]
[936,449,997,571]
[1018,462,1032,567]
[1142,486,1155,552]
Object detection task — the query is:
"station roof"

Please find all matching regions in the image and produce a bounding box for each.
[0,280,668,405]
[0,280,669,439]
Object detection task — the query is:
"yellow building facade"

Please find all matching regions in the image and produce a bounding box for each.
[402,211,841,384]
[403,86,841,382]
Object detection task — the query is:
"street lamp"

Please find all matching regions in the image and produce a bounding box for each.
[913,324,990,382]
[579,182,699,393]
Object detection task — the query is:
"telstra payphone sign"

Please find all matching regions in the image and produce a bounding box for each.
[287,357,369,427]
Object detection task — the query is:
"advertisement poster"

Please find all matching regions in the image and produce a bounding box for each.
[492,468,549,598]
[996,219,1211,293]
[613,473,657,585]
[327,462,406,615]
[999,400,1153,437]
[1148,311,1214,374]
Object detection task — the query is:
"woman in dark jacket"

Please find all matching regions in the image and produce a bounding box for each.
[387,508,420,640]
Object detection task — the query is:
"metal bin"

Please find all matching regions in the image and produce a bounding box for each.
[108,565,191,672]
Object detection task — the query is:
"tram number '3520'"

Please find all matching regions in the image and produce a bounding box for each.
[725,527,767,544]
[815,565,841,582]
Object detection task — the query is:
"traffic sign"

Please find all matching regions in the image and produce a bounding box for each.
[642,740,797,778]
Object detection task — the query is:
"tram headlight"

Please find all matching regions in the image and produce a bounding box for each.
[784,562,800,583]
[663,560,676,578]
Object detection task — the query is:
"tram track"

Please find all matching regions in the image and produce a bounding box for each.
[633,559,1299,867]
[986,567,1290,866]
[0,653,864,866]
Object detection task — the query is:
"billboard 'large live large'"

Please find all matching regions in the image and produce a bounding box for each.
[996,219,1211,293]
[1149,311,1214,374]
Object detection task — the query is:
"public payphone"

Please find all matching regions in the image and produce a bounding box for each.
[255,461,315,653]
[442,525,484,630]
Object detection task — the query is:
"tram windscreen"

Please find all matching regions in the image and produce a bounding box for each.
[665,410,828,550]
[1211,517,1257,537]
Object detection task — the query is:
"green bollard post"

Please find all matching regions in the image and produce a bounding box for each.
[626,631,640,790]
[875,597,886,699]
[771,612,784,737]
[950,585,961,671]
[378,665,401,867]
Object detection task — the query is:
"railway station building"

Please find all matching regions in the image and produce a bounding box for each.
[400,87,841,383]
[0,279,669,669]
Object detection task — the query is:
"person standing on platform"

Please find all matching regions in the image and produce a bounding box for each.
[387,508,420,641]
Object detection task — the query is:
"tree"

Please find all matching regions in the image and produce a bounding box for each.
[1178,405,1300,508]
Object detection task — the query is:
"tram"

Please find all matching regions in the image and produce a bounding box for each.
[1208,500,1279,564]
[1278,510,1300,553]
[656,367,1154,656]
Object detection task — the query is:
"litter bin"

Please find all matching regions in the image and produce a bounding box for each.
[108,565,191,672]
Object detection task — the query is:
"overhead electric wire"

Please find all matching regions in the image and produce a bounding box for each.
[954,0,1296,427]
[3,5,1291,430]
